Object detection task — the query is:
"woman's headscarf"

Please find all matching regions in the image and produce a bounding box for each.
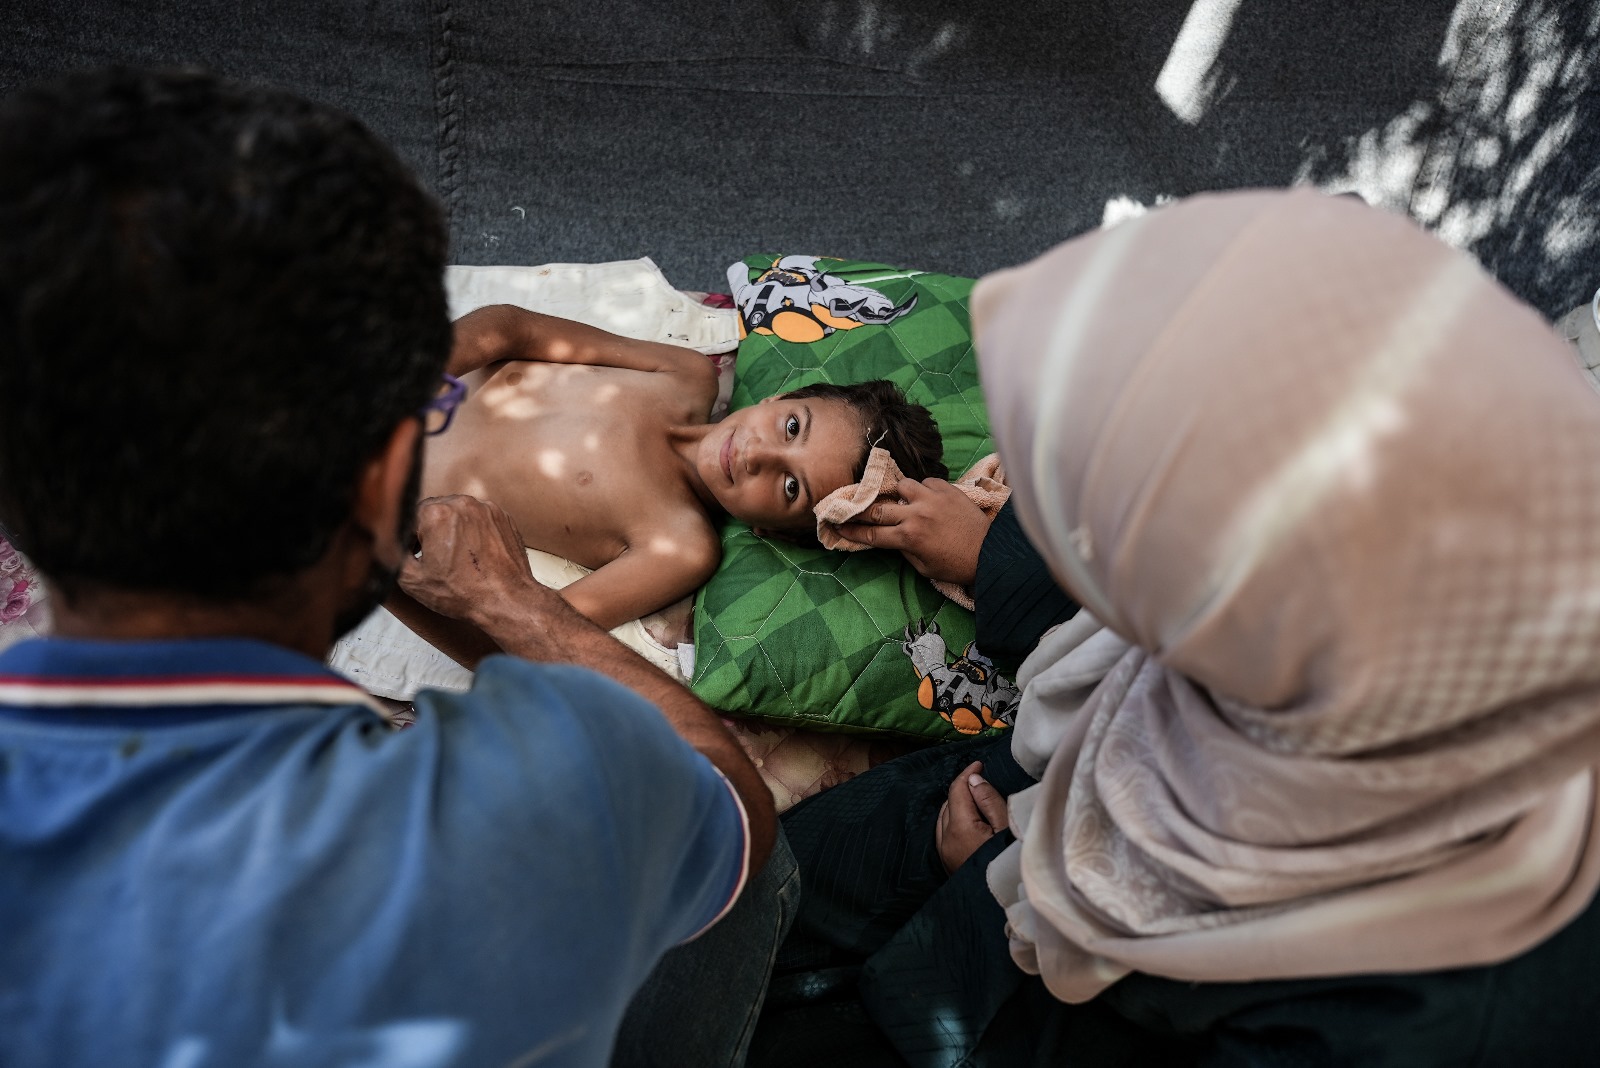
[976,189,1600,1002]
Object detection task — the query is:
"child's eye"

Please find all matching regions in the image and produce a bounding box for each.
[784,475,799,503]
[786,415,800,439]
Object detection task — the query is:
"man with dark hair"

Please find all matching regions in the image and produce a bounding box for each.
[0,67,783,1067]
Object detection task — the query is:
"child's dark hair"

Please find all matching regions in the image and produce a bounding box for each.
[782,380,947,483]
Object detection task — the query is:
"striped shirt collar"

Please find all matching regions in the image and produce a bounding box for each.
[0,636,385,722]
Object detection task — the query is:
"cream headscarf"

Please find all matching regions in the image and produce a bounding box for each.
[977,189,1600,1003]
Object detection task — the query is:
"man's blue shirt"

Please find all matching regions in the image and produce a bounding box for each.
[0,637,748,1067]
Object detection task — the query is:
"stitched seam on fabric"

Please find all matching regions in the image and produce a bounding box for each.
[749,634,800,713]
[695,614,814,720]
[430,0,464,225]
[691,614,727,685]
[793,558,889,635]
[761,544,907,721]
[696,539,805,712]
[783,551,953,723]
[528,76,1033,101]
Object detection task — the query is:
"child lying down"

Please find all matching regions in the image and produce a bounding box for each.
[380,304,947,665]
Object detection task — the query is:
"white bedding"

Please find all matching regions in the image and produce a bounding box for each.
[444,258,737,352]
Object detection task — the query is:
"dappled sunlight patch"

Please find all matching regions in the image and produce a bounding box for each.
[535,449,566,479]
[1295,0,1600,312]
[1155,0,1245,125]
[1101,194,1176,229]
[644,533,693,557]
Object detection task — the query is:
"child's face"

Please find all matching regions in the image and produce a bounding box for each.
[700,395,863,532]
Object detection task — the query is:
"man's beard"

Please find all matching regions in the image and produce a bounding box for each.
[331,437,424,639]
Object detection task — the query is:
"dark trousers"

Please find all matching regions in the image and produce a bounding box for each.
[614,827,801,1068]
[751,735,1600,1067]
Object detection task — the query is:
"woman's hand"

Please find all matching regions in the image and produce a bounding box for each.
[936,760,1010,875]
[835,477,991,586]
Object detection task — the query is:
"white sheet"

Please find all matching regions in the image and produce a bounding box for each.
[444,258,738,355]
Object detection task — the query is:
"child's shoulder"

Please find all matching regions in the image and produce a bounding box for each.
[623,494,720,554]
[646,505,721,579]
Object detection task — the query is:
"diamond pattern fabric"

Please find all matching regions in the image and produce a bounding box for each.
[692,257,1009,739]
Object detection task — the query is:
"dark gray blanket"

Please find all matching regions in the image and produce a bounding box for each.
[6,1,1597,316]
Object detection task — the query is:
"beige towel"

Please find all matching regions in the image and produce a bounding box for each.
[814,448,1010,609]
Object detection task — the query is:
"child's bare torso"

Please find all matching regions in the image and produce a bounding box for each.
[421,359,713,571]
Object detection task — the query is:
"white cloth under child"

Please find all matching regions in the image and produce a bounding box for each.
[442,258,738,355]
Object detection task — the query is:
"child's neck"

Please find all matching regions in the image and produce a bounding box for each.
[664,422,724,516]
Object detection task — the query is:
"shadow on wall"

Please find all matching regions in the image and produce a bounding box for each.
[1292,0,1600,317]
[1057,0,1598,318]
[746,0,1599,316]
[1019,0,1599,318]
[5,0,1592,315]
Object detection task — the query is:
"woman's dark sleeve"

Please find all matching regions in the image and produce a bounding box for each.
[973,500,1080,676]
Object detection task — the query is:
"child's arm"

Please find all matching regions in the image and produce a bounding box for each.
[381,516,715,667]
[448,304,717,387]
[390,528,716,656]
[558,520,721,633]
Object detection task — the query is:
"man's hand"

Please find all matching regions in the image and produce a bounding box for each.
[836,477,991,587]
[395,494,777,877]
[935,760,1010,875]
[399,495,554,634]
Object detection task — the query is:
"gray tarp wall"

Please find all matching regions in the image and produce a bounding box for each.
[6,0,1598,317]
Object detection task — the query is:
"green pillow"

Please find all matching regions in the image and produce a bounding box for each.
[690,255,1019,740]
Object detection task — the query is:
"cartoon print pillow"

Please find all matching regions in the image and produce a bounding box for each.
[689,255,1018,740]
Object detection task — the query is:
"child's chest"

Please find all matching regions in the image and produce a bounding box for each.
[422,365,706,568]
